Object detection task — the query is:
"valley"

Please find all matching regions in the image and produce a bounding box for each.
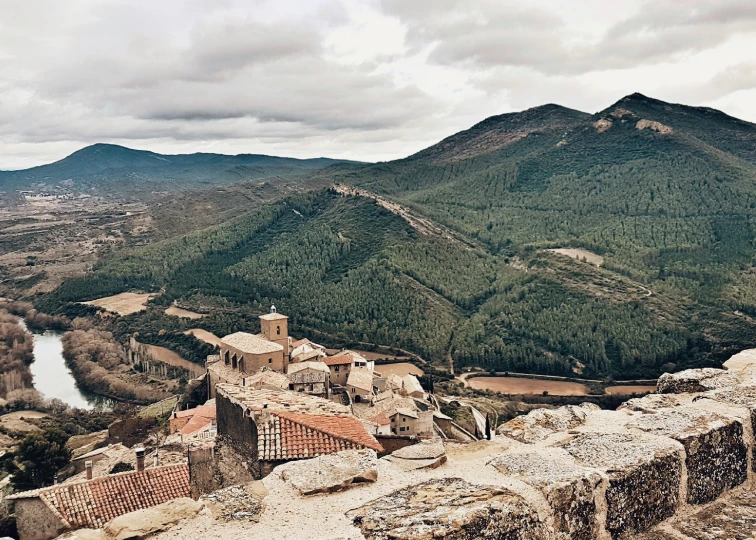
[2,92,756,394]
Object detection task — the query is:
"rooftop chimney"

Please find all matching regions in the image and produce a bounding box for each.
[135,447,146,473]
[85,460,93,480]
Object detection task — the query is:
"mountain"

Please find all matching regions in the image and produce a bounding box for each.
[38,94,756,379]
[0,143,358,199]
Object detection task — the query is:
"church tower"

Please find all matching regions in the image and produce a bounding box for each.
[260,305,290,367]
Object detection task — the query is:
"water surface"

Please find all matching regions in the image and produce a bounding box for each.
[23,320,113,410]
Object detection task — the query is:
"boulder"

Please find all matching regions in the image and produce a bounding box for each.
[490,452,602,540]
[383,438,447,471]
[657,368,737,394]
[202,482,267,521]
[497,404,597,443]
[279,449,377,496]
[391,438,445,460]
[104,497,205,540]
[618,393,684,413]
[347,478,549,539]
[628,407,748,503]
[562,432,683,537]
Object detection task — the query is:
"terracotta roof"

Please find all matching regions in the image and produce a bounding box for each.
[221,332,283,354]
[369,412,391,426]
[174,401,216,420]
[216,385,381,459]
[258,411,382,461]
[7,464,189,529]
[322,355,354,366]
[347,368,374,392]
[181,415,213,436]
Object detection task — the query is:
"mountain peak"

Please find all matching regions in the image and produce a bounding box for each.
[411,104,590,163]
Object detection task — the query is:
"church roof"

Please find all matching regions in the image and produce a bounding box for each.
[222,332,283,354]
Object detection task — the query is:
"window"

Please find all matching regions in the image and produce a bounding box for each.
[268,358,272,364]
[402,417,406,422]
[276,326,281,335]
[289,384,294,390]
[335,366,339,372]
[232,355,237,369]
[224,351,230,365]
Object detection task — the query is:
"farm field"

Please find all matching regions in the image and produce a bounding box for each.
[82,292,154,316]
[375,362,424,377]
[604,385,657,395]
[165,305,204,319]
[467,376,590,396]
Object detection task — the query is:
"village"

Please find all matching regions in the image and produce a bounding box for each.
[3,306,480,540]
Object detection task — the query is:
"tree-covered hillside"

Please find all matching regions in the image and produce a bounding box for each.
[36,94,756,379]
[0,143,357,200]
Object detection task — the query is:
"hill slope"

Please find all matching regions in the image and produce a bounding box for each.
[37,94,756,379]
[0,143,357,199]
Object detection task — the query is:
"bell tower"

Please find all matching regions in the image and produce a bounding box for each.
[260,305,289,365]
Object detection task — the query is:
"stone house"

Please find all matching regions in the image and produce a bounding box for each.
[287,361,330,398]
[243,367,289,391]
[7,464,189,540]
[170,399,216,439]
[189,385,383,492]
[346,368,375,403]
[322,354,354,386]
[402,374,425,399]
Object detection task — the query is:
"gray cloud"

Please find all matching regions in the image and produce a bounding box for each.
[1,0,756,169]
[384,0,756,75]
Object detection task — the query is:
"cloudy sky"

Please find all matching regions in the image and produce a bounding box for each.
[2,0,756,169]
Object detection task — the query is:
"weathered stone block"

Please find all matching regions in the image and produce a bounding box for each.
[279,449,377,495]
[705,386,756,471]
[497,403,598,443]
[563,433,683,537]
[347,478,548,539]
[490,453,602,540]
[629,407,747,503]
[657,368,737,394]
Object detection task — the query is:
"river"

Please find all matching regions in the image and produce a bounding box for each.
[21,319,113,411]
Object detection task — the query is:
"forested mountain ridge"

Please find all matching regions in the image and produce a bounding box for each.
[0,143,357,199]
[36,94,756,379]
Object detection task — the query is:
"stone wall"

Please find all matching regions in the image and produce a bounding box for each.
[129,338,203,380]
[13,498,66,540]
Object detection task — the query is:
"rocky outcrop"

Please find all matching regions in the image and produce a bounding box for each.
[657,367,736,394]
[279,449,377,495]
[497,403,599,443]
[202,482,266,521]
[104,498,205,540]
[347,478,549,539]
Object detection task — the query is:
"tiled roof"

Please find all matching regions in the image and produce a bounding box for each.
[402,374,424,394]
[258,411,382,460]
[291,348,326,363]
[322,355,355,366]
[368,412,391,426]
[221,332,283,354]
[174,400,216,420]
[7,464,189,529]
[291,338,326,350]
[288,361,330,375]
[208,360,246,386]
[390,407,419,419]
[259,312,288,321]
[217,385,382,459]
[181,415,213,436]
[347,368,374,392]
[244,368,289,391]
[218,384,349,416]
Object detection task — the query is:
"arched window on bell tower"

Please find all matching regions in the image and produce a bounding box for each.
[276,325,281,335]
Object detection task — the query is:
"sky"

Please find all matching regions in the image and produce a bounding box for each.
[2,0,756,169]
